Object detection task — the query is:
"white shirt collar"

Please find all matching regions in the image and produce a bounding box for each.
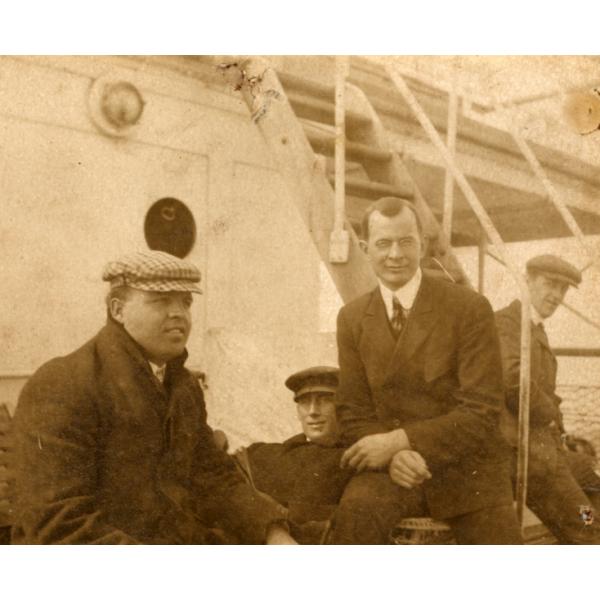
[378,268,422,320]
[148,361,166,383]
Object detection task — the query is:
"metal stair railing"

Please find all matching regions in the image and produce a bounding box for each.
[234,57,377,303]
[500,108,595,272]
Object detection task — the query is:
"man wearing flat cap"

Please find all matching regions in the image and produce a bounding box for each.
[12,250,296,544]
[238,366,353,543]
[496,253,600,543]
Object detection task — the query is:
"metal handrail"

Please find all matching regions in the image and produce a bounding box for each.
[386,66,533,527]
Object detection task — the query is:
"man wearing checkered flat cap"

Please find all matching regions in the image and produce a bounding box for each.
[12,250,296,544]
[496,254,600,543]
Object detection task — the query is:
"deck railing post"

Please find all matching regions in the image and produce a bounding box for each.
[329,56,350,264]
[442,82,458,242]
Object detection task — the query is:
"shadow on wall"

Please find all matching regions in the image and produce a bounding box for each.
[201,328,308,450]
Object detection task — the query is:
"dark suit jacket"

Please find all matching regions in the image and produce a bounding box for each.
[336,275,513,519]
[12,319,285,544]
[495,300,565,479]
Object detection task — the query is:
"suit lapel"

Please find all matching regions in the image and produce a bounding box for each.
[359,289,397,387]
[384,276,439,384]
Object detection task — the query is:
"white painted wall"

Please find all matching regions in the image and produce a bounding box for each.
[0,56,336,448]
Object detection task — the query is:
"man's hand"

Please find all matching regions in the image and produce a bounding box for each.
[341,430,409,472]
[265,523,298,545]
[389,450,432,489]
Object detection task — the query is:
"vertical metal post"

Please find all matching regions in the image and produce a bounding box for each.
[515,301,532,526]
[477,228,487,294]
[442,82,458,241]
[329,56,350,263]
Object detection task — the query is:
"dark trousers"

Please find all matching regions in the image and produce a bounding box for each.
[524,452,600,544]
[330,471,523,545]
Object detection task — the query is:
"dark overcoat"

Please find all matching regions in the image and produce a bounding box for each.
[245,434,352,524]
[495,299,599,486]
[336,275,514,520]
[12,319,284,544]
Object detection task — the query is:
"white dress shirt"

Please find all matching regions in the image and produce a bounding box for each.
[378,268,423,321]
[148,361,166,384]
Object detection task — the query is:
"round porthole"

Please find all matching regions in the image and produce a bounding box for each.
[88,71,145,138]
[144,198,196,258]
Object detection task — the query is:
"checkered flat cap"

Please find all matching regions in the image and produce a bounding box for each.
[102,250,202,293]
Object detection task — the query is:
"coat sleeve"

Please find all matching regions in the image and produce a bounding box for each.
[495,311,561,426]
[12,363,139,544]
[336,306,391,443]
[189,386,288,544]
[402,294,507,466]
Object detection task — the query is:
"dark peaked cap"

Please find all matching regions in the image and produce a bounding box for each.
[285,366,339,401]
[526,254,582,288]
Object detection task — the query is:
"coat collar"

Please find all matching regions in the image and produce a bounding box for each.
[96,319,190,420]
[508,299,553,353]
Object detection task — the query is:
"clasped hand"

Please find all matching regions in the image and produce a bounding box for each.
[388,450,432,489]
[340,430,408,472]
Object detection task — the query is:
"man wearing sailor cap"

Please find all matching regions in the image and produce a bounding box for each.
[238,366,353,542]
[496,253,600,543]
[12,250,296,544]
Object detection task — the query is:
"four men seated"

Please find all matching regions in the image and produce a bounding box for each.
[10,199,600,544]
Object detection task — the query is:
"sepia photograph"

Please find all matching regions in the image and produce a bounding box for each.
[0,4,599,593]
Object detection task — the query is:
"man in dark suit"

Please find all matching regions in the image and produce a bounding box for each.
[12,250,296,544]
[331,196,522,544]
[496,254,600,543]
[239,366,353,543]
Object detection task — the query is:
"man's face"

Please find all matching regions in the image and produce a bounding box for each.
[111,289,193,364]
[296,392,339,446]
[361,209,423,290]
[527,273,569,319]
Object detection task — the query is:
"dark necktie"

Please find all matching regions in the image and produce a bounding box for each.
[391,296,407,337]
[536,322,550,346]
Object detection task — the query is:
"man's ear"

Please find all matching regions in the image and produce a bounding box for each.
[358,239,369,255]
[109,298,125,324]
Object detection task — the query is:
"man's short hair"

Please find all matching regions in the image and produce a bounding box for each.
[360,196,423,241]
[105,285,132,309]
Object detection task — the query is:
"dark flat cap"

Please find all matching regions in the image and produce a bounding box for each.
[285,366,339,401]
[526,254,581,287]
[103,250,202,293]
